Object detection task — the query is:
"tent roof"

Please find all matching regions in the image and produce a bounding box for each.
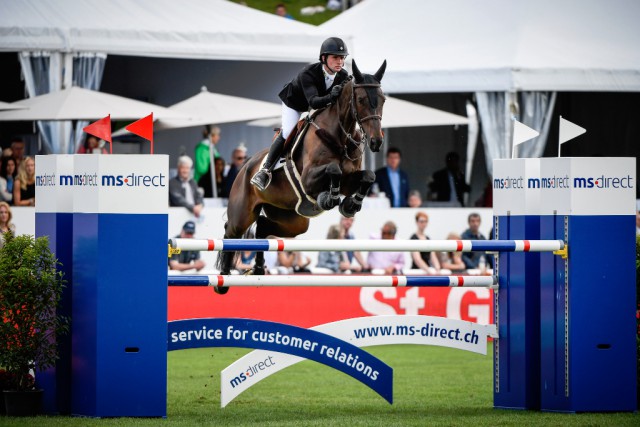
[0,0,328,62]
[321,0,640,93]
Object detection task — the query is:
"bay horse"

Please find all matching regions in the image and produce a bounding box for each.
[215,60,387,292]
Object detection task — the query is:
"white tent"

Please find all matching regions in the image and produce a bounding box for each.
[0,0,328,62]
[321,0,640,93]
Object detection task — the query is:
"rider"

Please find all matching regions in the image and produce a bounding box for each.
[250,37,350,191]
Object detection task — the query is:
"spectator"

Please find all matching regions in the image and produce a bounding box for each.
[461,212,486,269]
[373,147,410,207]
[169,221,205,271]
[78,135,108,154]
[339,216,368,270]
[214,157,227,198]
[429,151,470,206]
[13,156,35,207]
[407,190,423,207]
[316,224,356,273]
[195,125,222,198]
[438,232,467,273]
[277,250,311,274]
[367,221,405,274]
[235,250,256,272]
[474,177,493,207]
[224,144,248,196]
[410,211,441,274]
[636,210,640,235]
[10,137,25,168]
[0,201,15,249]
[169,155,204,217]
[0,156,17,204]
[275,3,294,19]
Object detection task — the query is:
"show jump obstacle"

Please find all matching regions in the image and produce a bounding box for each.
[35,155,636,417]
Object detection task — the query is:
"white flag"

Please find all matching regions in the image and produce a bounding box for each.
[559,117,586,144]
[513,120,540,146]
[512,120,539,158]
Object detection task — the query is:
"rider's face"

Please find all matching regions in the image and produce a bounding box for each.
[325,54,346,74]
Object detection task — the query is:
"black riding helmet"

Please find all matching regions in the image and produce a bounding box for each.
[319,37,349,62]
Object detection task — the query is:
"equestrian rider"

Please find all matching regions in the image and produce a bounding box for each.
[250,37,350,191]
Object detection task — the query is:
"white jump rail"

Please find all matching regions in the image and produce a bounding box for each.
[168,238,565,253]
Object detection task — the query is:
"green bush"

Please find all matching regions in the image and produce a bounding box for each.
[0,233,69,391]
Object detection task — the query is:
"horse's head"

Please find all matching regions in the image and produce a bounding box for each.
[351,59,387,152]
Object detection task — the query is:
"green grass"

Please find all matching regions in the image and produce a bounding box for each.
[232,0,342,26]
[2,345,638,426]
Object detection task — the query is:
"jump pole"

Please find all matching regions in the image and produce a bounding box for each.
[169,238,564,253]
[168,274,498,288]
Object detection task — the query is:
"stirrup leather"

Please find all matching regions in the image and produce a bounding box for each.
[250,169,272,191]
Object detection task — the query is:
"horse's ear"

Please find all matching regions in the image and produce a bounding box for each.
[352,59,363,82]
[374,60,387,82]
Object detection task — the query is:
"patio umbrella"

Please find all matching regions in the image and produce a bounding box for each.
[0,101,27,111]
[247,96,469,128]
[155,87,282,130]
[0,87,188,121]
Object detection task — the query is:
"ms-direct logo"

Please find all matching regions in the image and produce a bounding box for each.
[229,356,276,388]
[37,172,167,187]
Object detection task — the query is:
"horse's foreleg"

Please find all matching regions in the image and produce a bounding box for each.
[339,170,375,218]
[316,162,342,211]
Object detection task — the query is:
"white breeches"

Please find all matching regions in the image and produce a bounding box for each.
[281,103,303,139]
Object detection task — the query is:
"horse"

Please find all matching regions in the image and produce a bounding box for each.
[215,60,387,292]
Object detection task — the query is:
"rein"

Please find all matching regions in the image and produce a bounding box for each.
[334,80,382,161]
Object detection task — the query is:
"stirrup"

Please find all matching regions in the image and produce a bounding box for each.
[250,169,272,191]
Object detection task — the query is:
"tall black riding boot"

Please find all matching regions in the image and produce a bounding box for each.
[251,132,286,191]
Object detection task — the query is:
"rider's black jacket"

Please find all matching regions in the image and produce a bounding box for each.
[278,62,349,112]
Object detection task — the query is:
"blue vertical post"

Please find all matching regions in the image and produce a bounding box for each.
[492,159,541,410]
[71,155,168,417]
[35,155,74,414]
[539,157,637,412]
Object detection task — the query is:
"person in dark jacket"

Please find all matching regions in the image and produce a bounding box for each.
[250,37,350,191]
[373,147,410,207]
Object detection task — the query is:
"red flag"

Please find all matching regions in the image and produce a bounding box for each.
[126,113,154,153]
[83,115,112,143]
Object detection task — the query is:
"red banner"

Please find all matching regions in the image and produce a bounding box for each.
[169,286,494,328]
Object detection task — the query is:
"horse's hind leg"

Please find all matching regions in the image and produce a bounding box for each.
[316,162,342,211]
[340,170,375,218]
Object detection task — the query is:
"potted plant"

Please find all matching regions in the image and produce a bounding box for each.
[0,233,69,416]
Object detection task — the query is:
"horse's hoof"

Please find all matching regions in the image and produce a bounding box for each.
[339,200,359,218]
[214,286,230,295]
[253,266,266,276]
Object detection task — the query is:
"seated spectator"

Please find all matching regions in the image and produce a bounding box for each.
[78,135,108,154]
[410,211,441,274]
[438,232,467,273]
[235,250,256,273]
[0,201,16,249]
[169,221,205,271]
[407,190,423,207]
[0,156,17,204]
[169,155,204,218]
[316,224,358,273]
[461,212,486,269]
[367,221,405,274]
[277,250,311,274]
[340,216,369,271]
[13,156,35,207]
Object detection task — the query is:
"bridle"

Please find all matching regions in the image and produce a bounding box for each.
[335,78,383,161]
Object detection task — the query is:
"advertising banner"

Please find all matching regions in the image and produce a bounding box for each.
[220,315,497,407]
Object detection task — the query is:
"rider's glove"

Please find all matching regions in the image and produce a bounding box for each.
[330,84,343,102]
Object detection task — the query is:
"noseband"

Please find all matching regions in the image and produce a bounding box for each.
[335,80,383,160]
